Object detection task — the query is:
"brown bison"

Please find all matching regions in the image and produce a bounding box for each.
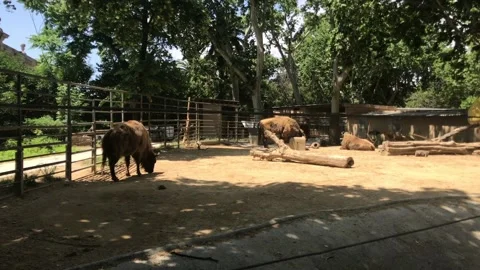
[101,120,157,182]
[340,132,376,151]
[257,116,306,148]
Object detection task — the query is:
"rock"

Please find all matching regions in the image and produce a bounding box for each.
[158,185,167,190]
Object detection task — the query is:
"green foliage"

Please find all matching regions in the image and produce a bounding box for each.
[405,90,445,108]
[9,0,480,112]
[0,50,33,73]
[24,115,64,135]
[0,136,79,162]
[460,96,480,110]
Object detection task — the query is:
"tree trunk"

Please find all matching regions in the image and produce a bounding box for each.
[230,71,240,101]
[289,54,302,105]
[250,0,264,121]
[250,130,355,168]
[330,56,350,145]
[137,0,151,93]
[272,34,302,105]
[226,45,240,101]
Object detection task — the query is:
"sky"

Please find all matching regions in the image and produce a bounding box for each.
[1,0,307,77]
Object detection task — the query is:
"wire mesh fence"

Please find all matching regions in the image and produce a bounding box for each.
[0,68,343,198]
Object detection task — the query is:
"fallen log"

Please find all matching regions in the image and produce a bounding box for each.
[384,146,470,156]
[382,140,480,156]
[250,130,354,168]
[383,141,480,148]
[431,124,480,142]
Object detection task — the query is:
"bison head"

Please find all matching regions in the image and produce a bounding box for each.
[142,150,157,173]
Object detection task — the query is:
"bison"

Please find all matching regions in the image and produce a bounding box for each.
[340,132,376,151]
[101,120,157,182]
[257,116,306,148]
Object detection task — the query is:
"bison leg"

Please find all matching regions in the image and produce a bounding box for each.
[108,157,120,182]
[125,155,131,177]
[132,154,142,177]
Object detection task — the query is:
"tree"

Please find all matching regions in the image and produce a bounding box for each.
[1,0,15,22]
[21,0,206,95]
[397,0,480,55]
[295,17,333,104]
[266,0,306,105]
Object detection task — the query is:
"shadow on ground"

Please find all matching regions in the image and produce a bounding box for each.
[1,173,479,270]
[155,145,252,162]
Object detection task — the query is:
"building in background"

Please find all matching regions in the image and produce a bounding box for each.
[0,28,38,67]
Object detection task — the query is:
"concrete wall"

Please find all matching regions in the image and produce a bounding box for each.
[346,115,480,142]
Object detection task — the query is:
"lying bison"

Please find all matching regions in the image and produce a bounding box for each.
[257,116,306,148]
[340,132,375,151]
[101,120,157,182]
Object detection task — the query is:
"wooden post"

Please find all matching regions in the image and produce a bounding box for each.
[235,107,239,142]
[164,98,167,147]
[176,100,180,148]
[121,92,125,122]
[182,97,191,145]
[14,74,24,196]
[91,99,97,173]
[65,84,72,184]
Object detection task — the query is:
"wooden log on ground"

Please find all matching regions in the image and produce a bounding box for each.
[383,141,480,148]
[385,146,470,156]
[382,140,480,156]
[250,130,354,168]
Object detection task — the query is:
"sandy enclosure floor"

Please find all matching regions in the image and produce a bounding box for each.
[1,145,479,270]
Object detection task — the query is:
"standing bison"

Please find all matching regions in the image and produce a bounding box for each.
[257,116,306,148]
[101,120,157,182]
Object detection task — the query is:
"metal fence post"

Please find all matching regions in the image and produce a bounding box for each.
[140,95,143,122]
[148,97,151,135]
[176,100,180,148]
[65,84,72,184]
[14,74,24,197]
[226,121,230,142]
[91,99,97,173]
[109,91,113,128]
[121,92,125,122]
[195,103,199,142]
[235,107,239,142]
[164,98,167,147]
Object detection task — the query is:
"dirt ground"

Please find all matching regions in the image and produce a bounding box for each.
[1,145,479,270]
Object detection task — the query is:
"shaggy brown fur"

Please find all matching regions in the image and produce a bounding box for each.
[258,116,306,148]
[101,120,157,182]
[340,132,376,151]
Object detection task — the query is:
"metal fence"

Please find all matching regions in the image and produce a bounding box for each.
[0,68,341,198]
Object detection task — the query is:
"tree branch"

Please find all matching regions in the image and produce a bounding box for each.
[210,38,248,82]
